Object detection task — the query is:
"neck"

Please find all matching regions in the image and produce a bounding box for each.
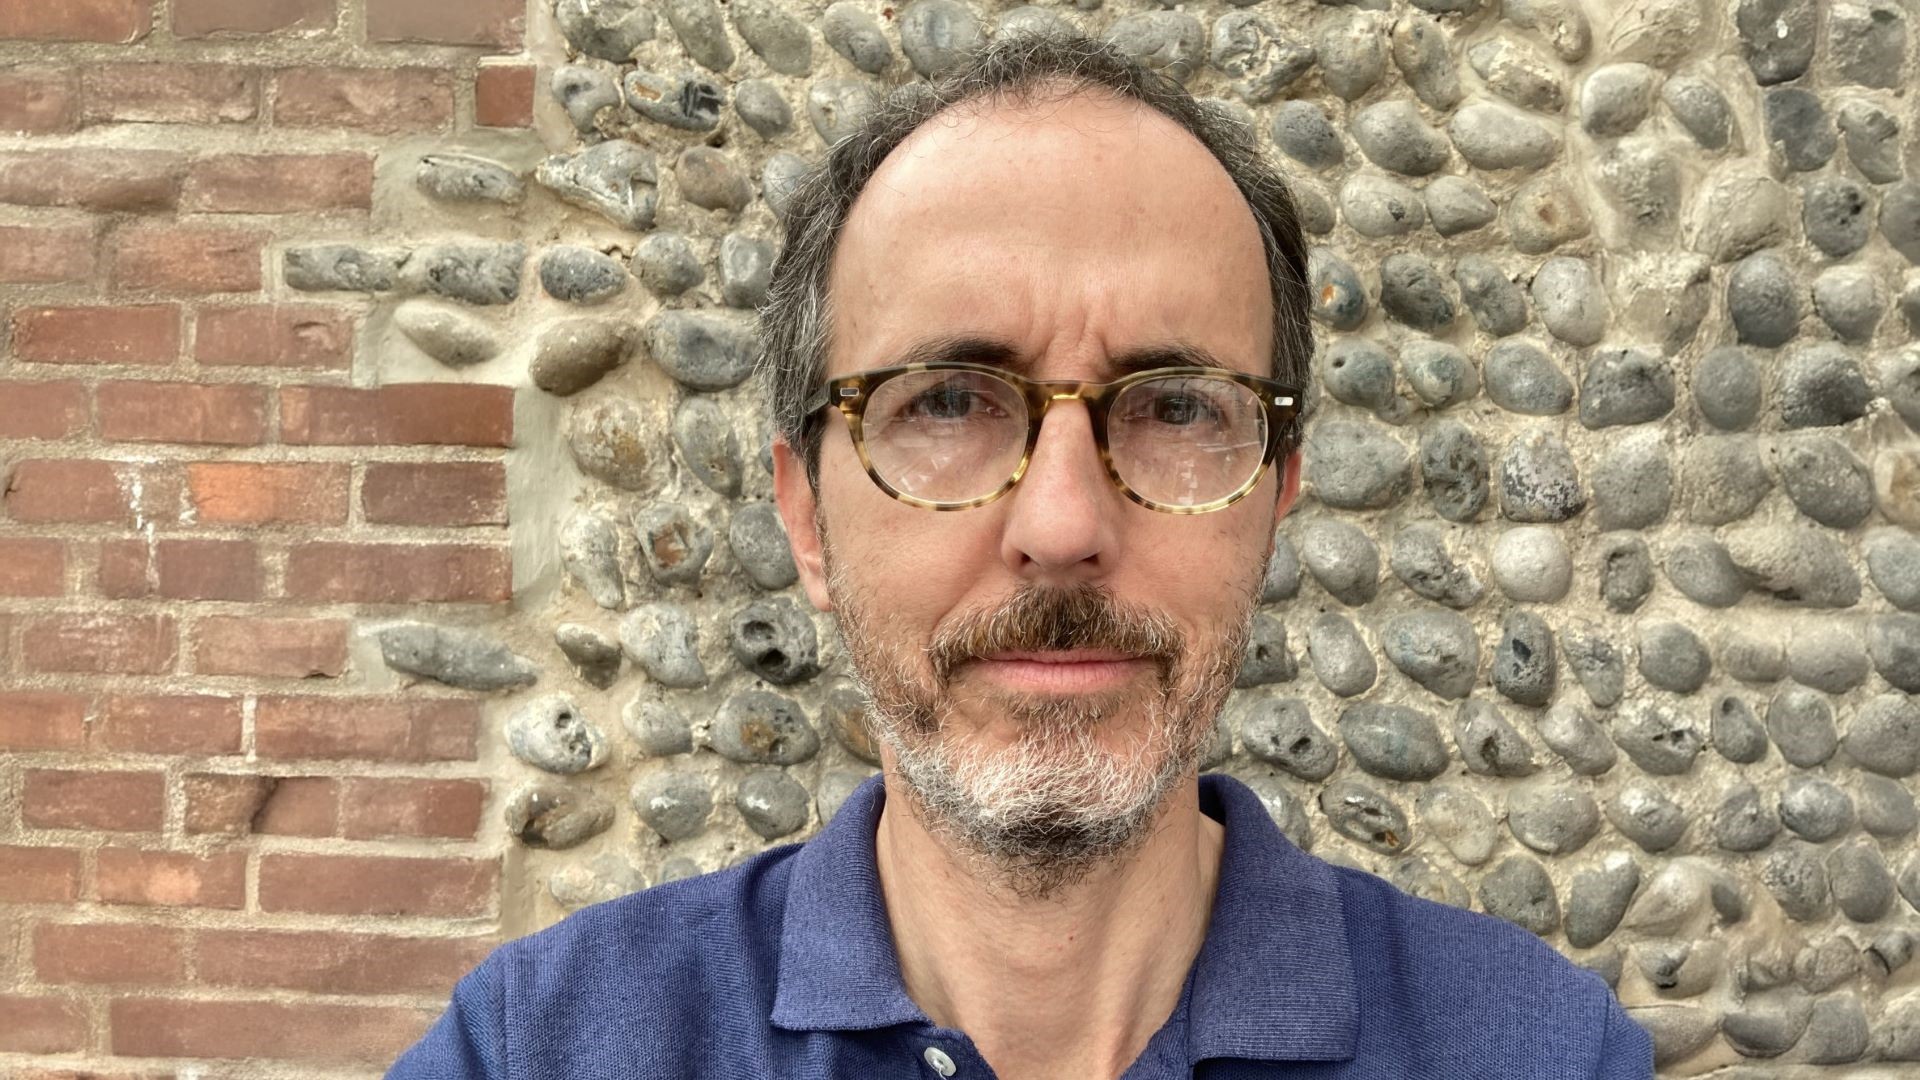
[872,767,1227,1080]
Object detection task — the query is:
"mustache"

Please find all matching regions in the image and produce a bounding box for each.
[926,582,1182,684]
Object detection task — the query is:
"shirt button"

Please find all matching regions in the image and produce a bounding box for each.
[922,1045,958,1076]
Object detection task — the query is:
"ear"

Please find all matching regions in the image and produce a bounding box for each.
[1272,446,1302,528]
[772,435,833,612]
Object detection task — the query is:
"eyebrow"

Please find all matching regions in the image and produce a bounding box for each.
[891,334,1234,377]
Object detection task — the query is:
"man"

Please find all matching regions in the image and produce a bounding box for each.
[389,32,1653,1079]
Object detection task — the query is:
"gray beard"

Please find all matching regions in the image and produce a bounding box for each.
[822,548,1258,903]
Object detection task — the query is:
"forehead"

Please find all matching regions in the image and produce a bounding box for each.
[824,87,1273,380]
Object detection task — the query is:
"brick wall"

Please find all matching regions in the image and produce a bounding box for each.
[1,0,535,1073]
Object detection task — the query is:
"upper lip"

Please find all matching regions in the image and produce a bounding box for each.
[980,649,1145,663]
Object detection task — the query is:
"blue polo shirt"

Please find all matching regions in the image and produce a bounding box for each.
[388,771,1653,1078]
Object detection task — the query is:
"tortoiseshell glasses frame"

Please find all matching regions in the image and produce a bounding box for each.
[802,361,1304,514]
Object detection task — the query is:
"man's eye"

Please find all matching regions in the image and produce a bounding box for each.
[1133,393,1220,426]
[904,386,989,420]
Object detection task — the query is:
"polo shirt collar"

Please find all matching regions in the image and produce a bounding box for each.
[770,771,1360,1064]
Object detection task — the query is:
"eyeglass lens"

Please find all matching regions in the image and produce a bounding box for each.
[859,369,1270,507]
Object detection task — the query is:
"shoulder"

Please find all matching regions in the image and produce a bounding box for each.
[1325,863,1649,1077]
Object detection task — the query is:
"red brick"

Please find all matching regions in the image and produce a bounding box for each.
[272,67,453,134]
[34,922,188,985]
[183,153,374,213]
[282,542,511,603]
[180,773,267,834]
[252,776,337,836]
[0,846,82,903]
[254,697,478,763]
[22,769,166,831]
[111,998,435,1062]
[193,616,348,677]
[196,929,494,994]
[367,0,522,48]
[97,381,268,445]
[11,304,181,364]
[259,852,497,917]
[109,223,264,294]
[22,613,176,674]
[80,63,258,125]
[0,691,86,750]
[0,223,95,284]
[0,538,67,596]
[3,459,128,523]
[280,384,513,446]
[157,538,261,600]
[0,993,88,1053]
[95,848,246,908]
[173,0,333,37]
[0,68,77,134]
[185,461,348,525]
[194,303,352,369]
[0,149,184,211]
[362,461,507,525]
[0,0,152,43]
[341,777,486,840]
[97,694,242,755]
[0,380,88,439]
[475,62,535,128]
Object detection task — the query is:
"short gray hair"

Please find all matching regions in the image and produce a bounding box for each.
[754,31,1314,489]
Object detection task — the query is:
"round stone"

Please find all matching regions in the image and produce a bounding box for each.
[1682,436,1770,524]
[1775,436,1874,529]
[1261,532,1301,602]
[1846,693,1920,777]
[532,318,631,397]
[1781,775,1855,842]
[1723,523,1862,608]
[673,395,741,497]
[1338,702,1449,781]
[733,78,792,138]
[1722,626,1788,684]
[618,603,707,689]
[507,694,609,775]
[1563,624,1626,707]
[1840,98,1904,182]
[1607,784,1688,853]
[1479,856,1561,936]
[806,78,880,145]
[1104,12,1205,82]
[506,782,615,850]
[623,70,724,133]
[1780,343,1872,428]
[1352,99,1450,176]
[821,682,880,764]
[557,0,655,62]
[1661,75,1731,149]
[1716,783,1781,852]
[1712,694,1770,764]
[1424,176,1495,237]
[1767,684,1839,767]
[622,698,693,757]
[1484,339,1572,416]
[1867,528,1920,611]
[1729,251,1803,348]
[632,232,703,296]
[1209,12,1315,102]
[555,623,621,689]
[1736,0,1816,84]
[1871,615,1920,692]
[1567,852,1640,949]
[1447,101,1559,171]
[1381,610,1480,700]
[1590,430,1671,529]
[1320,780,1411,855]
[1508,777,1600,855]
[1581,62,1656,136]
[1856,773,1918,837]
[1416,784,1495,865]
[1615,701,1705,775]
[736,768,811,840]
[822,2,893,74]
[1304,420,1411,511]
[1270,100,1343,170]
[645,309,758,391]
[1579,346,1674,429]
[1392,12,1463,110]
[1298,517,1380,606]
[898,0,982,77]
[713,690,819,765]
[1812,264,1884,342]
[394,302,497,368]
[1453,697,1538,777]
[1498,429,1586,522]
[1341,173,1427,238]
[1316,13,1386,100]
[1400,339,1479,409]
[1467,36,1567,112]
[1237,697,1338,781]
[817,767,874,824]
[549,854,645,908]
[631,770,712,841]
[1493,611,1556,706]
[1490,525,1571,603]
[1883,180,1920,262]
[558,511,623,610]
[1764,86,1837,172]
[732,0,811,75]
[1321,340,1397,412]
[1454,256,1529,337]
[1530,257,1606,347]
[1764,839,1833,922]
[1307,613,1377,697]
[1418,420,1489,522]
[761,152,809,217]
[376,622,537,693]
[1307,249,1368,329]
[1236,615,1297,688]
[675,147,750,213]
[1391,524,1485,608]
[633,504,713,587]
[1829,841,1895,922]
[1379,254,1455,330]
[539,245,627,305]
[1693,345,1763,430]
[1803,176,1874,259]
[550,64,622,133]
[1661,531,1747,608]
[1597,533,1654,613]
[728,502,798,591]
[727,597,820,685]
[1386,856,1471,909]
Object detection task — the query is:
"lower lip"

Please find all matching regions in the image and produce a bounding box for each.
[972,658,1154,694]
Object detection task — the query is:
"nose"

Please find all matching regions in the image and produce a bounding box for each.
[997,396,1123,581]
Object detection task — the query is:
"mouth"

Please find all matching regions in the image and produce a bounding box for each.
[969,649,1156,693]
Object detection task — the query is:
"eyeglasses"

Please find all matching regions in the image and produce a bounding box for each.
[803,362,1303,514]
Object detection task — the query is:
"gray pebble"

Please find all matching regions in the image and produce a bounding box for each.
[1531,257,1606,347]
[540,245,627,306]
[556,0,655,61]
[1764,839,1833,921]
[1292,184,1336,236]
[1712,694,1770,764]
[1321,339,1398,413]
[1104,12,1205,82]
[1727,524,1863,607]
[1381,610,1479,699]
[1493,610,1556,706]
[1391,12,1461,110]
[1838,98,1903,183]
[712,689,819,765]
[1856,772,1918,836]
[1270,100,1343,170]
[736,768,811,839]
[1391,524,1485,608]
[1802,992,1871,1064]
[1304,420,1411,510]
[1882,344,1920,426]
[559,510,625,610]
[1831,3,1905,85]
[532,318,631,397]
[1386,856,1472,909]
[719,232,773,308]
[728,502,798,591]
[1236,614,1297,687]
[1847,693,1920,777]
[1340,173,1426,238]
[1316,13,1386,100]
[1775,436,1873,528]
[285,244,404,293]
[1597,533,1654,613]
[1595,138,1681,235]
[1722,626,1789,683]
[1580,346,1674,429]
[675,147,751,213]
[1261,532,1302,602]
[661,0,733,71]
[550,64,623,134]
[1503,0,1590,61]
[416,153,523,205]
[1803,176,1873,260]
[622,698,693,757]
[1338,702,1449,780]
[646,309,758,391]
[1660,75,1731,149]
[1764,87,1837,172]
[1423,176,1495,237]
[1691,167,1791,263]
[821,2,893,74]
[1812,264,1883,342]
[555,623,621,689]
[393,302,498,368]
[1313,614,1374,699]
[1682,435,1770,523]
[1735,0,1817,85]
[1237,697,1338,780]
[806,78,879,145]
[1479,856,1561,936]
[821,682,880,764]
[1507,173,1594,254]
[1722,997,1813,1057]
[1379,254,1455,330]
[1453,698,1537,777]
[1728,251,1802,348]
[900,0,983,78]
[1590,430,1671,529]
[1352,99,1450,176]
[507,782,615,850]
[1508,776,1599,855]
[731,0,811,76]
[1661,531,1747,608]
[1418,419,1490,521]
[1716,783,1782,852]
[1563,623,1626,707]
[673,396,742,497]
[728,597,820,684]
[507,693,608,775]
[1416,786,1498,867]
[1307,249,1368,329]
[1871,614,1920,692]
[378,622,538,692]
[1210,12,1315,102]
[1454,256,1528,336]
[733,78,791,138]
[1447,101,1559,171]
[622,69,725,133]
[1466,36,1566,112]
[634,504,713,587]
[1615,701,1705,775]
[402,243,526,306]
[1567,852,1640,949]
[1484,339,1571,416]
[619,603,707,688]
[1868,528,1920,611]
[1779,343,1872,428]
[1298,517,1380,606]
[1828,841,1894,922]
[1608,784,1688,853]
[1781,774,1855,842]
[1319,779,1411,855]
[1581,63,1656,137]
[1400,340,1479,408]
[1498,428,1586,522]
[1767,684,1839,767]
[537,139,659,229]
[631,770,712,841]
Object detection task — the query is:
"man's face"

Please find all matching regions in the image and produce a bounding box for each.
[773,87,1303,898]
